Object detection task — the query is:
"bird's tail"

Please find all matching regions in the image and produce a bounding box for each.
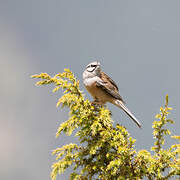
[114,100,142,128]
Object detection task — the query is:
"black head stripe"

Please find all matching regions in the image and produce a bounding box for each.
[91,64,96,67]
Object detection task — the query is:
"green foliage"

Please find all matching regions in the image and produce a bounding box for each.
[32,69,180,180]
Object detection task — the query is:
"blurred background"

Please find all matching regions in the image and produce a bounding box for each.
[0,1,180,179]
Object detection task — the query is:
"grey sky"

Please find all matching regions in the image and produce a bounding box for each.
[0,1,180,180]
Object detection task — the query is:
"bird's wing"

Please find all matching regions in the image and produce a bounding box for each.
[101,72,119,91]
[97,72,125,103]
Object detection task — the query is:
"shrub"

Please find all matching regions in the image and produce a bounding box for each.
[32,69,180,180]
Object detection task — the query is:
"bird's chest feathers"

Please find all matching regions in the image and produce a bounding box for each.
[83,77,101,96]
[83,76,99,87]
[83,76,108,102]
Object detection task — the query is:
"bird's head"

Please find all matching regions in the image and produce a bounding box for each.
[85,61,101,76]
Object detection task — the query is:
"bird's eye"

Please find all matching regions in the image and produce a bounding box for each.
[91,65,96,67]
[86,64,97,70]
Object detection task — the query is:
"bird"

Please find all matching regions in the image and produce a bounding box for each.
[83,61,142,128]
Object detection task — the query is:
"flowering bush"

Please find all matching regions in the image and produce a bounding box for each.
[32,69,180,180]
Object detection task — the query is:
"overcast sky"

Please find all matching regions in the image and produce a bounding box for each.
[0,1,180,180]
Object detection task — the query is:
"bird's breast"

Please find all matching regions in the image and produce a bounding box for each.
[83,76,99,87]
[83,77,113,104]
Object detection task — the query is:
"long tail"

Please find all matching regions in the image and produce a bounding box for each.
[114,100,142,128]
